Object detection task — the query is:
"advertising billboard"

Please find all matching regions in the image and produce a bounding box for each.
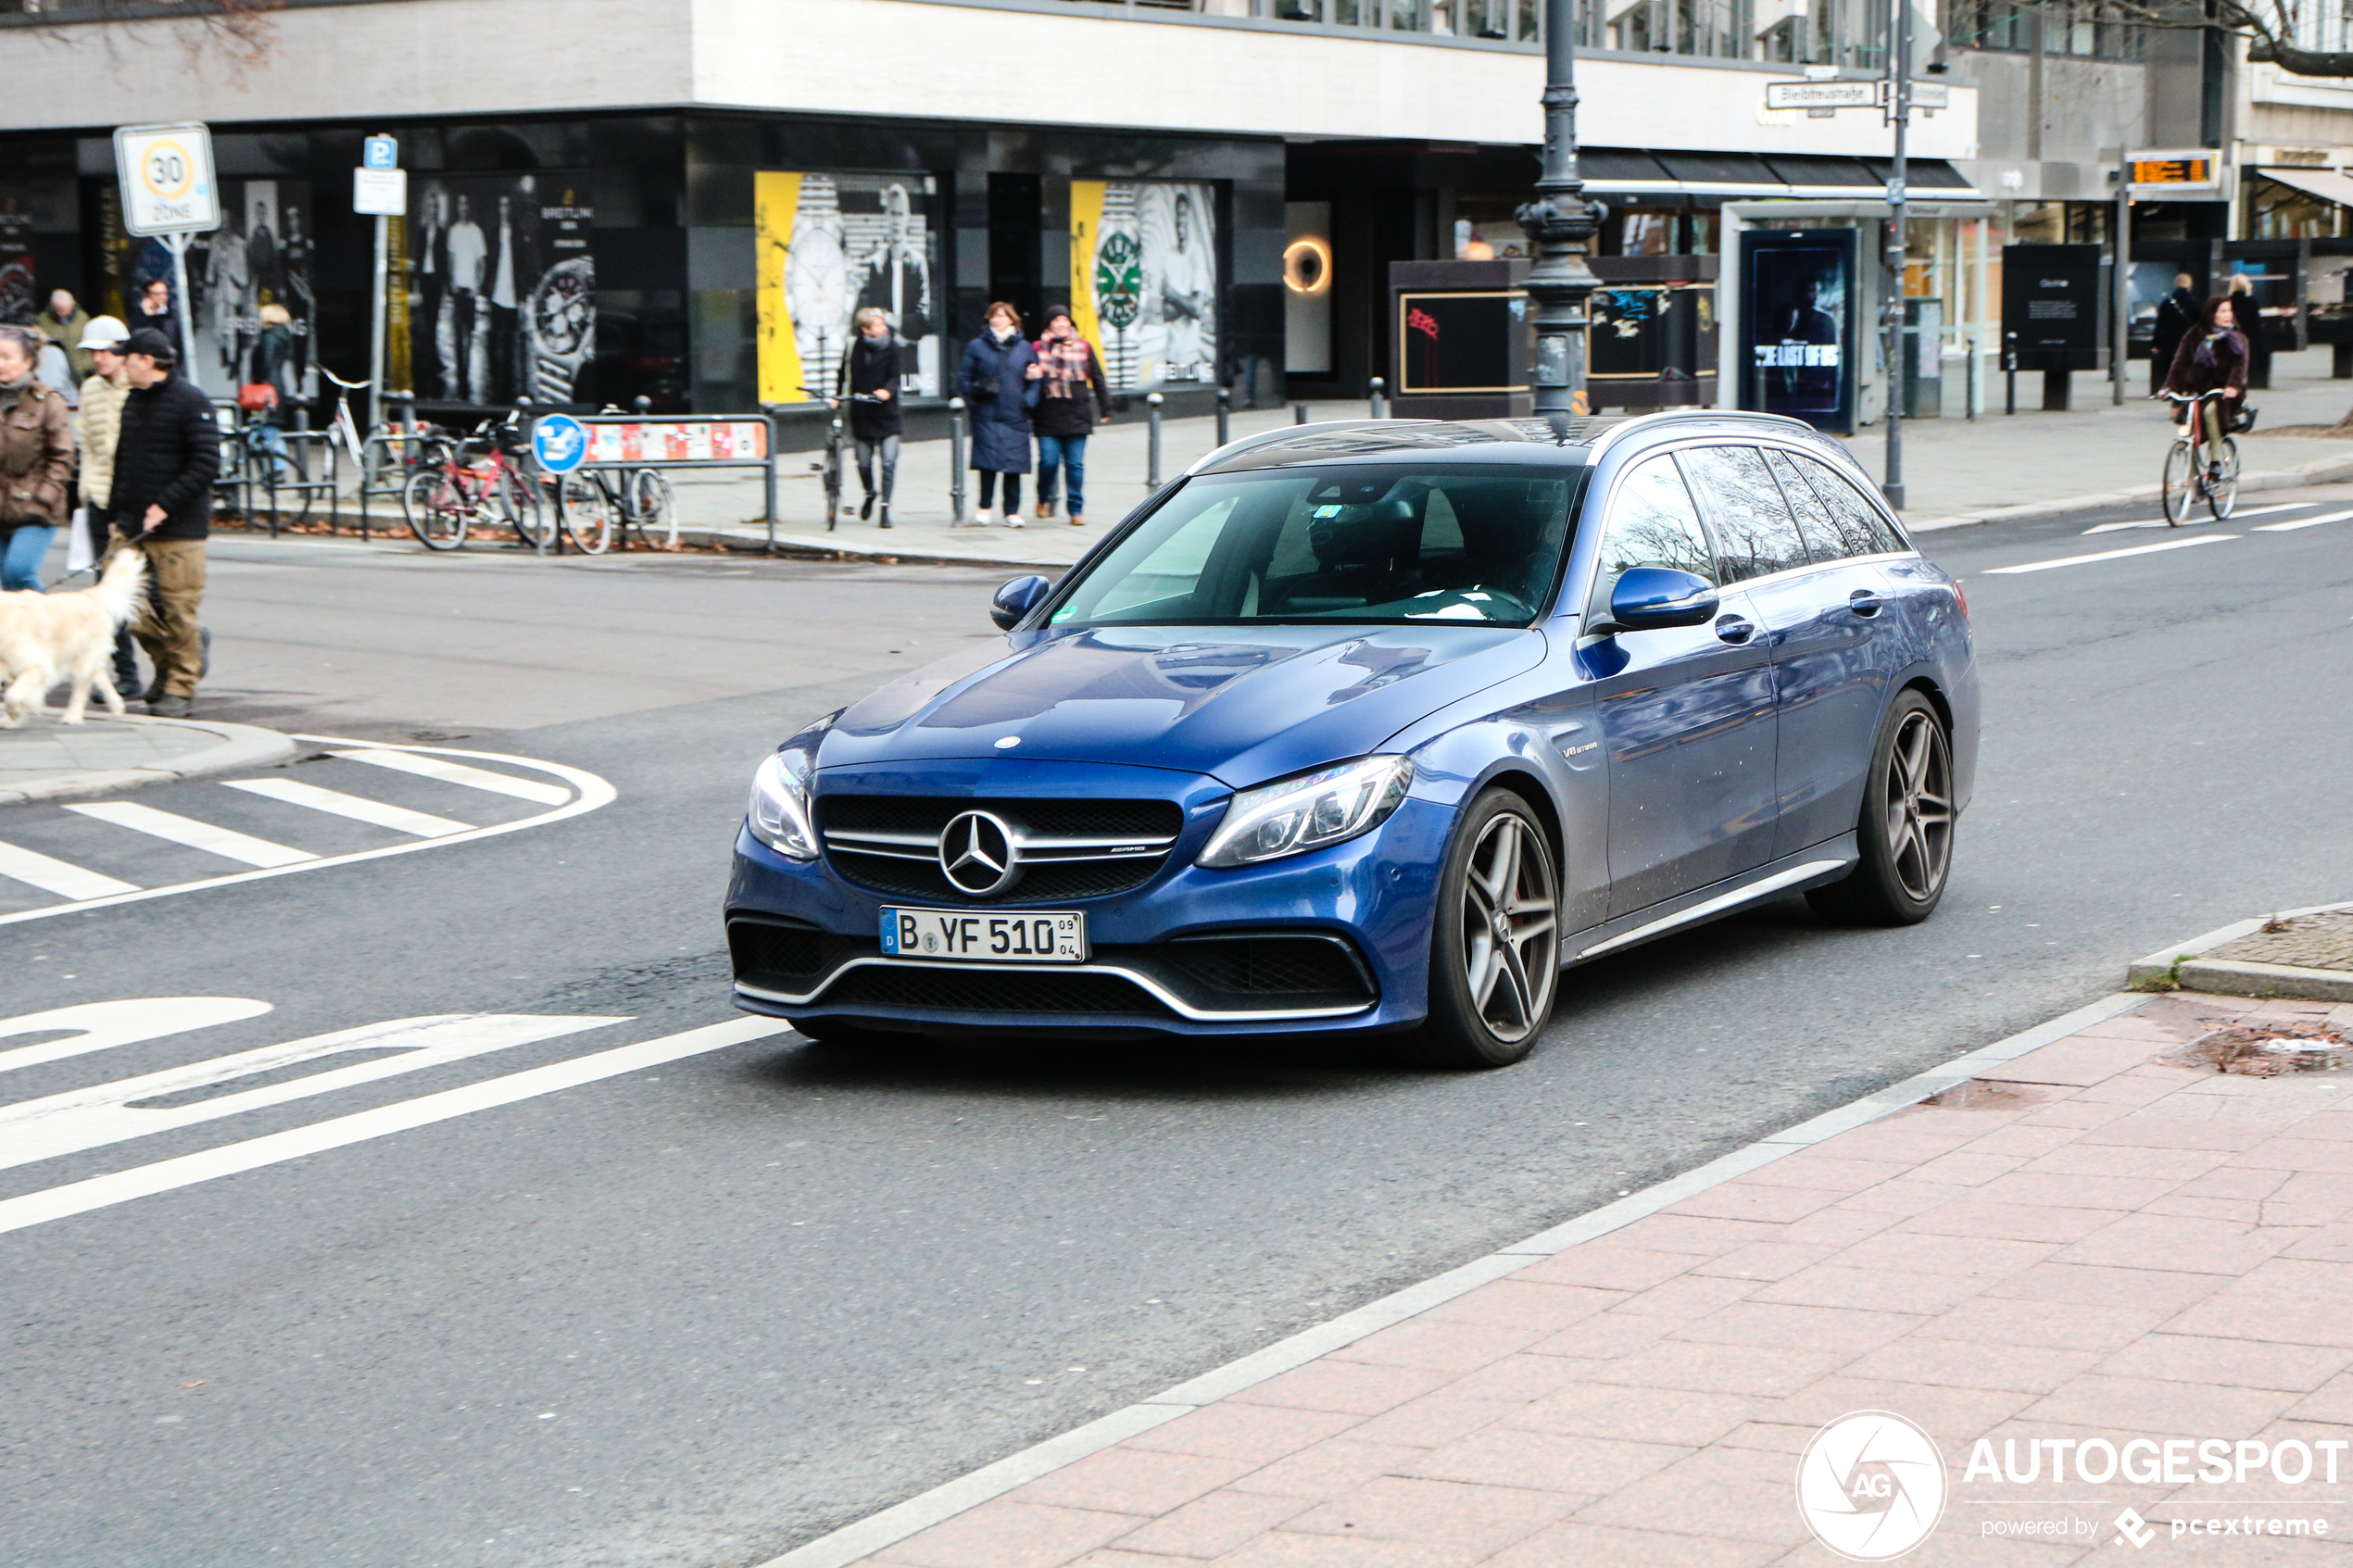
[1740,229,1857,433]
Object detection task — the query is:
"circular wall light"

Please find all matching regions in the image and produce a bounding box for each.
[1283,237,1333,295]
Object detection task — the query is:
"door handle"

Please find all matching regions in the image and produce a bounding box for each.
[1715,614,1755,645]
[1848,590,1884,617]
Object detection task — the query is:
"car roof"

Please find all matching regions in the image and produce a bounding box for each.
[1187,410,1829,476]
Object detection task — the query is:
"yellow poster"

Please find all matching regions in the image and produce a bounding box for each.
[1068,180,1106,354]
[755,170,805,404]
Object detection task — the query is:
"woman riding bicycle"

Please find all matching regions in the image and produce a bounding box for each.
[2158,295,2247,474]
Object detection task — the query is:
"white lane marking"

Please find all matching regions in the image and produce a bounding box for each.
[2082,501,2312,534]
[0,998,273,1076]
[330,748,571,807]
[2253,507,2353,533]
[0,741,613,928]
[221,778,472,838]
[0,1016,793,1236]
[63,801,318,869]
[0,1014,623,1173]
[0,840,139,900]
[2079,518,2171,534]
[1982,535,2236,575]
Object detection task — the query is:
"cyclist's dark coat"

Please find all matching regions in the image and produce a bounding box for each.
[2161,300,2248,402]
[840,333,905,443]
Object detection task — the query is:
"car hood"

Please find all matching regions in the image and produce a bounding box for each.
[819,624,1542,786]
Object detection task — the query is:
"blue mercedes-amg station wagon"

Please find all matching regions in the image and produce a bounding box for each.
[725,411,1977,1068]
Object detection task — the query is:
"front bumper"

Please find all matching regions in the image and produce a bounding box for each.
[723,764,1453,1037]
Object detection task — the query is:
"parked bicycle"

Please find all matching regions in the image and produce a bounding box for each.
[560,398,680,551]
[2160,390,2243,525]
[401,405,545,551]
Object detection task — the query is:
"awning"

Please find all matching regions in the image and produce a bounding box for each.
[2254,167,2353,207]
[1579,145,1981,201]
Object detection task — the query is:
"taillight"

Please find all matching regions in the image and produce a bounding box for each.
[1953,582,1970,622]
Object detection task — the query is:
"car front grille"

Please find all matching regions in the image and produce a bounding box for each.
[818,796,1184,905]
[1155,935,1374,1006]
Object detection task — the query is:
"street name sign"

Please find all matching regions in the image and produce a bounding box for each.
[113,122,220,236]
[1766,81,1876,111]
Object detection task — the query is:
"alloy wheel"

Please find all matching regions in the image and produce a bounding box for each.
[1456,810,1559,1045]
[1882,709,1954,903]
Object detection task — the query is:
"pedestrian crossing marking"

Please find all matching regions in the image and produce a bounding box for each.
[64,801,320,868]
[0,1013,623,1173]
[331,747,571,806]
[223,778,472,837]
[0,840,140,901]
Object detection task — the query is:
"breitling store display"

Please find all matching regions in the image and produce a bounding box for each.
[754,169,942,406]
[183,180,314,402]
[1069,181,1220,391]
[407,172,596,408]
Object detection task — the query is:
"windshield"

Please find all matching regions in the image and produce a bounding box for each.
[1047,464,1581,629]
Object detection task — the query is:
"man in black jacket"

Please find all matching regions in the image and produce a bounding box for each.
[108,328,218,717]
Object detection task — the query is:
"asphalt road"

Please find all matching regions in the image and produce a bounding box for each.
[5,492,2351,1568]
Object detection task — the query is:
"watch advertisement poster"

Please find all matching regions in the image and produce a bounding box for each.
[173,180,313,403]
[755,170,941,405]
[1740,229,1856,433]
[407,172,596,408]
[1069,181,1219,391]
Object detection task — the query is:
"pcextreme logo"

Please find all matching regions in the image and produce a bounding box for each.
[1797,1411,1949,1561]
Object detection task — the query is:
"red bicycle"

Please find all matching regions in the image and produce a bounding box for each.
[400,408,547,551]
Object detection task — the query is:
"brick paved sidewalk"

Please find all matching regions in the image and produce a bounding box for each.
[837,992,2353,1568]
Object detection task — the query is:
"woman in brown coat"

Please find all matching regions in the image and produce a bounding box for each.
[2159,295,2248,468]
[0,324,76,591]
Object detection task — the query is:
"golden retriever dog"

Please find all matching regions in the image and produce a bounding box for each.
[0,547,149,727]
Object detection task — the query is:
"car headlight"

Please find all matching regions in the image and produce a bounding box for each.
[1197,755,1414,869]
[748,748,818,860]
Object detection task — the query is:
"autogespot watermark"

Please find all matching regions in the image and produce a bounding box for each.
[1798,1414,2347,1558]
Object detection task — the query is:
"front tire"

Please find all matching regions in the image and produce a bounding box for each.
[1396,788,1560,1070]
[2208,436,2240,521]
[2160,440,2193,525]
[1806,691,1956,926]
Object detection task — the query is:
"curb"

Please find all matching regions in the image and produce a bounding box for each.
[1903,451,2353,533]
[2125,897,2353,1002]
[676,525,1076,572]
[0,716,298,808]
[751,988,2150,1568]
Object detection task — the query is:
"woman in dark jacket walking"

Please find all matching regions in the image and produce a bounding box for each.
[958,301,1038,527]
[0,325,77,592]
[835,307,905,528]
[1026,305,1114,527]
[2159,295,2248,467]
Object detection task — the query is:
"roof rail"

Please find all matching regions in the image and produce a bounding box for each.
[1586,405,1816,462]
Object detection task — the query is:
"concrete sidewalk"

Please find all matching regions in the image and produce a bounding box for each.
[635,346,2353,567]
[787,986,2353,1568]
[0,711,296,806]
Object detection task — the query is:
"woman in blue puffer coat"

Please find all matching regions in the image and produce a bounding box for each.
[958,301,1039,527]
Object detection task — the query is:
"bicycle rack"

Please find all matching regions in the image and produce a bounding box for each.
[216,409,344,539]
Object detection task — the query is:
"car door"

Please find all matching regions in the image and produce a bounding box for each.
[1765,447,1913,856]
[1580,449,1780,917]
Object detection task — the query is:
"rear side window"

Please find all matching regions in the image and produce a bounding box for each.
[1586,453,1716,622]
[1761,447,1847,565]
[1792,453,1908,556]
[1679,445,1816,582]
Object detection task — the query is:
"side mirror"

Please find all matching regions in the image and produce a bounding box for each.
[1608,567,1719,631]
[990,574,1051,631]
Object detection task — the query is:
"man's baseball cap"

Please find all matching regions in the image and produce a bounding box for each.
[121,327,176,362]
[79,316,130,351]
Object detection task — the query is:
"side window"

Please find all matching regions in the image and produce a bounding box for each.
[1586,453,1717,623]
[1795,454,1908,556]
[1762,447,1849,563]
[1678,445,1817,582]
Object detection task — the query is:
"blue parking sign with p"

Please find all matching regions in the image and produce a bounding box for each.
[362,136,398,171]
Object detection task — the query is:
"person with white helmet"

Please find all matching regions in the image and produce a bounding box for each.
[75,314,145,693]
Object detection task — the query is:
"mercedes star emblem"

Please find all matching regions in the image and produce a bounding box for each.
[939,810,1020,897]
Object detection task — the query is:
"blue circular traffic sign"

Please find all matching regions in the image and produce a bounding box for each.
[531,413,587,474]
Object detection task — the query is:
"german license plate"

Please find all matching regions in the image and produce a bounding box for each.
[879,908,1087,963]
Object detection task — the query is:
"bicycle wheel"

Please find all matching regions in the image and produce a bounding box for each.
[500,469,554,550]
[823,430,843,533]
[2207,436,2241,521]
[403,468,469,550]
[559,471,618,555]
[628,469,677,547]
[2160,440,2195,526]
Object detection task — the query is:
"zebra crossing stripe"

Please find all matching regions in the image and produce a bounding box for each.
[0,840,140,901]
[222,778,472,837]
[63,801,319,868]
[330,748,572,806]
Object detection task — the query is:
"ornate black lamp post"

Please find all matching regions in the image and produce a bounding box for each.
[1516,0,1604,416]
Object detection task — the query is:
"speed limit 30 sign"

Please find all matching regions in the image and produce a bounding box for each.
[114,122,221,236]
